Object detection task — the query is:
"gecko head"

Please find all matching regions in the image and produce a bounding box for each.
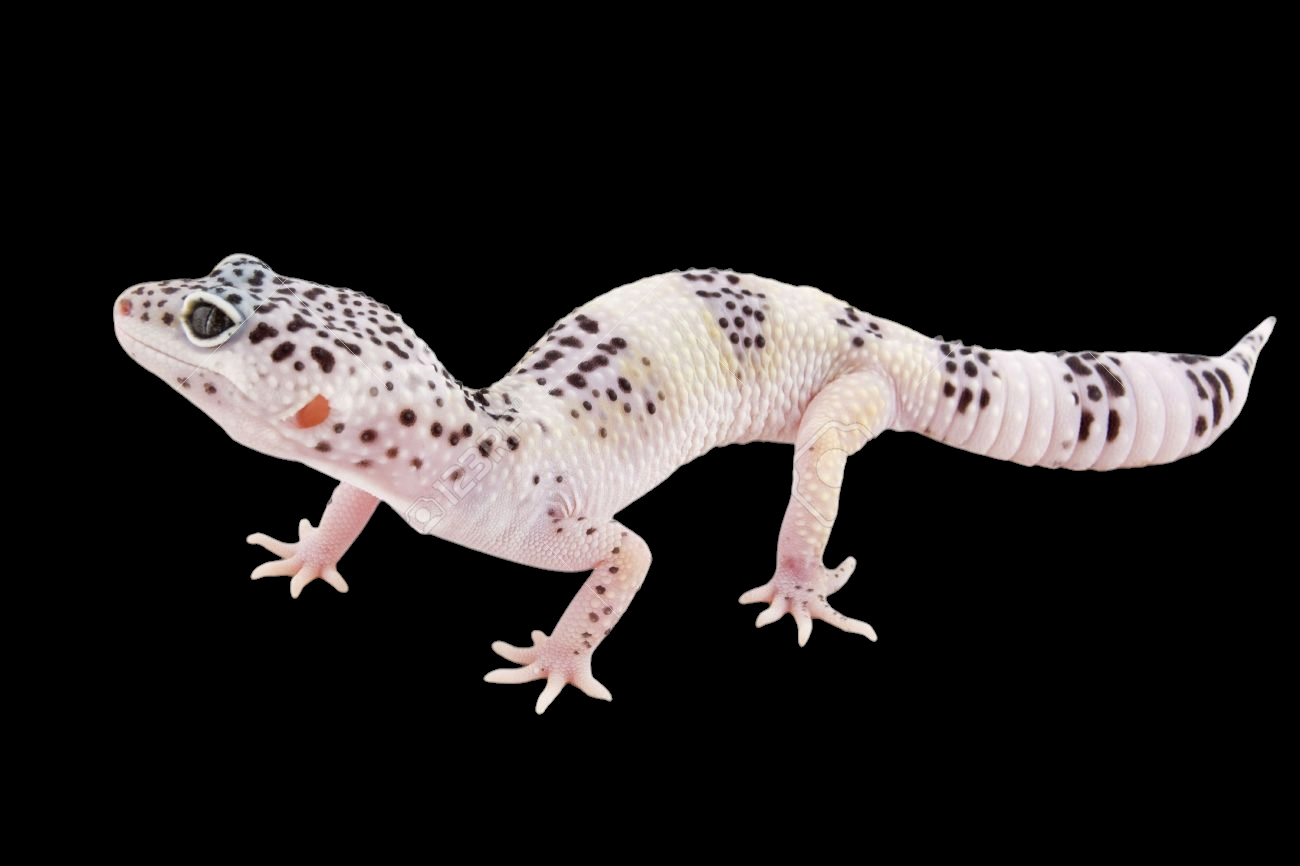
[113,254,436,464]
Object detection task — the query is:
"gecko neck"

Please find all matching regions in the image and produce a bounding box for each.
[405,359,537,472]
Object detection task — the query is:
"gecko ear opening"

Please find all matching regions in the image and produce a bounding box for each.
[293,394,331,428]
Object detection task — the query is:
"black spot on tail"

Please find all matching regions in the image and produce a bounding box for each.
[1214,368,1234,400]
[1065,356,1093,376]
[1095,362,1125,397]
[1079,411,1095,441]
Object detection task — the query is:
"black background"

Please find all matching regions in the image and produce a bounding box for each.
[95,78,1287,786]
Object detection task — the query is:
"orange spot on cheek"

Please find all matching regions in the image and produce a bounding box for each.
[294,394,331,428]
[118,299,132,316]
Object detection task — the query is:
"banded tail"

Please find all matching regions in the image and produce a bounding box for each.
[902,317,1275,470]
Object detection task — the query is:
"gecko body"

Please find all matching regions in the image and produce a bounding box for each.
[113,255,1275,712]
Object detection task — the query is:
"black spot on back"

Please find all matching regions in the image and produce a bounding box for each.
[310,346,335,373]
[248,322,279,344]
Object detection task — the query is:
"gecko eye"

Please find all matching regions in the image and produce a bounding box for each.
[180,292,244,347]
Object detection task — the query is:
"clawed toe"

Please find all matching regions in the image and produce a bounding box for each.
[247,522,348,598]
[739,556,875,644]
[484,630,612,714]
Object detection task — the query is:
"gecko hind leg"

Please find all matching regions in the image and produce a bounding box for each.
[739,370,895,645]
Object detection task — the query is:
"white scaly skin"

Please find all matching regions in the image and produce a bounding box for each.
[113,255,1276,713]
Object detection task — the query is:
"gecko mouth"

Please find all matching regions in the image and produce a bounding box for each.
[118,326,335,445]
[115,327,231,394]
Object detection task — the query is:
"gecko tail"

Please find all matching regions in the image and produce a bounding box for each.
[907,317,1275,470]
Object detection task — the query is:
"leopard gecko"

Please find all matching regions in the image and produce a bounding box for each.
[113,255,1276,713]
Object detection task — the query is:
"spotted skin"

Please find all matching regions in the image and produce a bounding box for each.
[113,256,1276,713]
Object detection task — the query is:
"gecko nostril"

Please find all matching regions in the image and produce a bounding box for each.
[118,299,132,316]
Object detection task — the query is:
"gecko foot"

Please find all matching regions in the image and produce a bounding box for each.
[247,518,349,598]
[739,556,877,646]
[484,630,612,714]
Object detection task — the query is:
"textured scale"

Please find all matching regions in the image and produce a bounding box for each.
[113,255,1276,713]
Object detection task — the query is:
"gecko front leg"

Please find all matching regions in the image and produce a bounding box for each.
[485,521,650,714]
[246,482,380,598]
[740,369,896,644]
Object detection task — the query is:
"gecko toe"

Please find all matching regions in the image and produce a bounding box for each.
[247,532,296,559]
[491,636,544,665]
[794,608,814,646]
[754,600,787,628]
[739,581,775,605]
[828,556,856,594]
[484,665,543,685]
[573,671,612,703]
[250,557,299,581]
